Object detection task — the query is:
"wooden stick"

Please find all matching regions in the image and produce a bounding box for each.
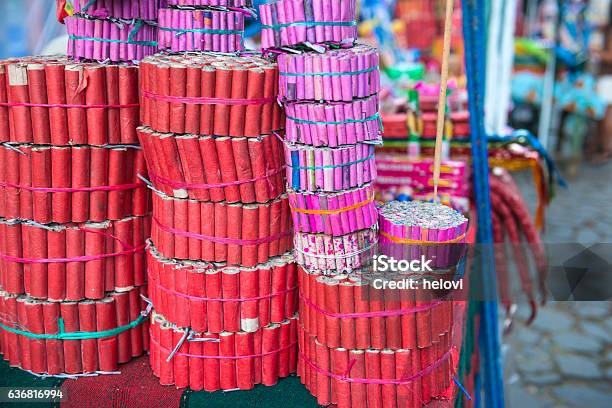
[433,0,455,201]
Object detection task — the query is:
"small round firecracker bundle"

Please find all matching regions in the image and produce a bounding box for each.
[65,15,158,62]
[287,184,377,236]
[149,311,298,390]
[0,285,149,376]
[166,0,253,7]
[284,95,382,147]
[137,129,286,203]
[378,201,468,270]
[157,8,245,53]
[284,142,377,192]
[0,216,150,301]
[147,244,297,333]
[139,53,284,137]
[293,226,377,273]
[0,143,149,224]
[259,0,358,49]
[66,0,164,20]
[277,44,380,103]
[0,57,140,145]
[298,324,454,408]
[150,191,292,266]
[298,267,454,351]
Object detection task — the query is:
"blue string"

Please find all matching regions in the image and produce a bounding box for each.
[81,0,97,12]
[453,375,472,401]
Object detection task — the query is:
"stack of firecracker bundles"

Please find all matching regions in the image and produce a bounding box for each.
[137,0,300,391]
[260,0,467,406]
[0,0,170,376]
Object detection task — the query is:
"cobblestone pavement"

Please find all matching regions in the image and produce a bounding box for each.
[504,162,612,408]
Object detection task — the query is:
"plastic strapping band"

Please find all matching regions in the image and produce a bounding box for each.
[141,90,275,106]
[148,167,284,190]
[0,102,139,109]
[0,245,144,264]
[81,0,97,12]
[167,328,190,362]
[150,275,298,303]
[286,154,374,170]
[152,335,297,360]
[280,66,379,77]
[299,349,452,385]
[262,21,357,30]
[286,112,381,126]
[299,291,443,318]
[0,181,144,193]
[152,216,290,245]
[0,313,148,340]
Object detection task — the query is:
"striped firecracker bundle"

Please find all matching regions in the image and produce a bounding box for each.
[259,0,358,49]
[137,129,285,203]
[298,266,454,351]
[293,226,377,273]
[0,285,149,375]
[0,57,140,145]
[157,8,246,53]
[139,53,284,137]
[65,15,158,62]
[147,243,297,333]
[284,142,377,192]
[0,216,150,301]
[149,311,298,390]
[65,0,165,20]
[298,324,455,408]
[0,143,149,224]
[287,184,377,236]
[375,156,468,180]
[166,0,253,7]
[378,201,468,270]
[150,191,292,266]
[277,44,380,102]
[284,95,382,147]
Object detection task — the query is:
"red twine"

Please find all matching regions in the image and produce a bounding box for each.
[152,216,291,245]
[141,90,275,106]
[299,349,453,385]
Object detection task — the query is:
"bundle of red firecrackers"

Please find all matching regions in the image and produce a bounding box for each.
[0,286,149,375]
[138,46,298,389]
[0,1,157,376]
[0,144,149,224]
[297,263,460,407]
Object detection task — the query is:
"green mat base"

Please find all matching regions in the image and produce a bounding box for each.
[184,376,319,408]
[0,358,320,408]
